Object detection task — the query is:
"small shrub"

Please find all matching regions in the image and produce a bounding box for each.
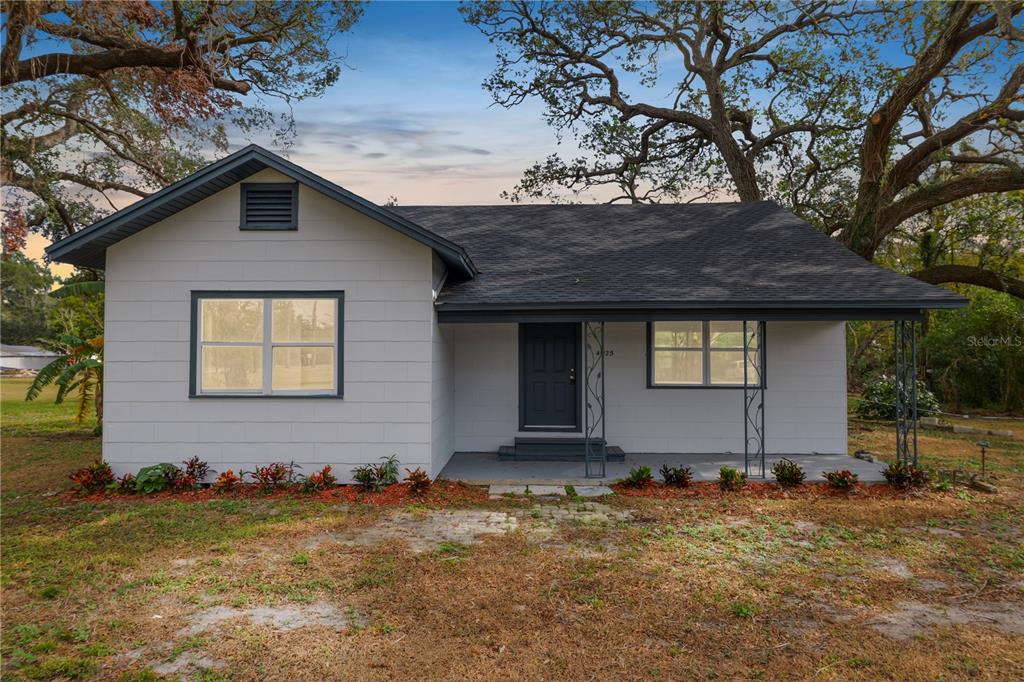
[69,459,114,492]
[134,463,179,494]
[659,464,693,487]
[352,455,402,492]
[161,463,190,490]
[770,458,806,487]
[404,467,431,496]
[352,464,379,492]
[823,469,859,491]
[303,466,338,492]
[731,602,755,619]
[883,461,930,490]
[182,456,212,485]
[115,473,136,494]
[246,462,290,488]
[623,465,654,488]
[290,553,310,566]
[375,455,400,486]
[213,469,241,492]
[932,471,957,492]
[855,375,939,421]
[718,466,747,491]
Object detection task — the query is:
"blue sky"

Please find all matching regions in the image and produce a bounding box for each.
[254,1,563,205]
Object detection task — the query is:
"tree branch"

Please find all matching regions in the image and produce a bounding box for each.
[880,167,1024,235]
[2,47,250,94]
[886,63,1024,193]
[912,264,1024,299]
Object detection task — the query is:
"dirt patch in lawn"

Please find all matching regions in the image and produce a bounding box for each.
[305,502,631,553]
[868,600,1024,639]
[181,601,366,636]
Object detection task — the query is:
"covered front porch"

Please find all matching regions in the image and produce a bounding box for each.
[439,451,888,485]
[435,307,927,483]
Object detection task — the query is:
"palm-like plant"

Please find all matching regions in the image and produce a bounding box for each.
[25,280,105,432]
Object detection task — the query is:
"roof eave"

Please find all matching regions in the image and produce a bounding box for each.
[433,297,968,323]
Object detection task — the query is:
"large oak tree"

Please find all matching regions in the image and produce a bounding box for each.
[1,0,362,251]
[463,1,1023,297]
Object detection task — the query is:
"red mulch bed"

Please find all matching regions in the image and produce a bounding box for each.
[610,480,917,499]
[65,480,488,507]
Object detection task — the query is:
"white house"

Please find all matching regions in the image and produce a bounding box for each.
[0,344,60,372]
[47,145,965,482]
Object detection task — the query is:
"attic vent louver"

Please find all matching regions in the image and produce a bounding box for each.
[240,183,298,230]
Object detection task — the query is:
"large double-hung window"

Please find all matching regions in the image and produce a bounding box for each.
[191,291,343,397]
[648,321,763,387]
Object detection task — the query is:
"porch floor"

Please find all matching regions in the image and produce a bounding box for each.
[439,451,887,486]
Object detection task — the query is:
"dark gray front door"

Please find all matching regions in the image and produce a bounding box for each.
[520,323,580,431]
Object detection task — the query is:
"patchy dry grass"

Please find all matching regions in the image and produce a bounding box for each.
[2,382,1023,680]
[851,413,1024,483]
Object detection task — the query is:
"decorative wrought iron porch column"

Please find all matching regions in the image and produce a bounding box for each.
[583,321,606,479]
[894,320,919,466]
[743,320,766,478]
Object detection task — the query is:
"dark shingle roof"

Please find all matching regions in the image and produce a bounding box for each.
[395,202,964,310]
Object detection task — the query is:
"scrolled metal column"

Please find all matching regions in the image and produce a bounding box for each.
[743,320,766,478]
[583,321,606,479]
[894,320,919,466]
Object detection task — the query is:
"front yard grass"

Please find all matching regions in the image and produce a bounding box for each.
[2,377,1022,680]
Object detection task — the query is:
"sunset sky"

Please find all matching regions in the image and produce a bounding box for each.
[27,2,580,274]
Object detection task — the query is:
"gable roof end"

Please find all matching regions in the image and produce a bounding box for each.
[44,145,478,278]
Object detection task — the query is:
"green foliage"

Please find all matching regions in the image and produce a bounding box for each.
[770,458,806,487]
[822,470,859,491]
[623,465,654,488]
[25,278,105,431]
[0,254,54,344]
[855,375,940,421]
[730,602,755,619]
[352,455,399,493]
[659,464,693,487]
[134,463,179,495]
[245,462,295,489]
[404,467,432,497]
[882,462,930,490]
[376,455,400,486]
[68,459,113,493]
[718,466,747,491]
[924,289,1024,412]
[46,276,104,345]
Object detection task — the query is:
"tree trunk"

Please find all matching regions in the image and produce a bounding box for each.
[704,72,763,202]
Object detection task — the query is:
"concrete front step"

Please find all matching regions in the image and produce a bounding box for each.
[499,438,626,462]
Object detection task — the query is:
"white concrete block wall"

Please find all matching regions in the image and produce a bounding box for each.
[429,317,455,476]
[103,169,437,480]
[450,321,847,454]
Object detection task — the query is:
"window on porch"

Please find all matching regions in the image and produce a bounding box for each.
[648,321,762,388]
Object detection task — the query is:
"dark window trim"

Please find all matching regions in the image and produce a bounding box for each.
[518,322,583,433]
[646,320,767,389]
[240,182,298,230]
[190,290,344,399]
